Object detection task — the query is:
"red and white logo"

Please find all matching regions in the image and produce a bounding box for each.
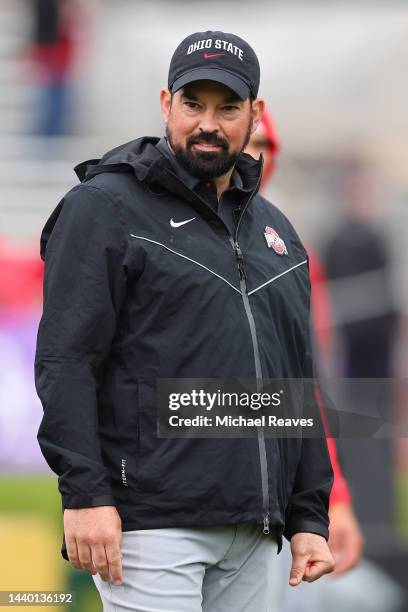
[264,226,288,255]
[203,53,225,59]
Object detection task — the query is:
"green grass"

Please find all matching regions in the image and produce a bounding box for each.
[0,474,61,524]
[0,474,101,612]
[396,471,408,541]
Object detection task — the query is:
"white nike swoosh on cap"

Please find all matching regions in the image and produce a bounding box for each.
[170,217,196,228]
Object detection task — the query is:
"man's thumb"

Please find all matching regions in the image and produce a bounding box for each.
[289,556,307,586]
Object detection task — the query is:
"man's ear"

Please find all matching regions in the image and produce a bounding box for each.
[160,89,172,124]
[250,97,266,134]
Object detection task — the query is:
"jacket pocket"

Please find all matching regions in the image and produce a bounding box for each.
[135,376,169,491]
[135,377,259,512]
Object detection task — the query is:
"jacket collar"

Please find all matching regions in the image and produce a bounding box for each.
[73,135,263,202]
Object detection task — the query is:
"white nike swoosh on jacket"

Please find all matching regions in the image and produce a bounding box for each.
[170,217,196,228]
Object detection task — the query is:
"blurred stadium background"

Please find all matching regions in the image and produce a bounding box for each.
[0,0,407,610]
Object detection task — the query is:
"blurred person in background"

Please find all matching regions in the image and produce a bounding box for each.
[27,0,80,136]
[35,30,335,612]
[324,165,404,612]
[324,164,397,380]
[245,113,405,612]
[0,237,43,310]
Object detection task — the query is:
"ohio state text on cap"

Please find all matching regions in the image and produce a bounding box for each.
[168,30,261,100]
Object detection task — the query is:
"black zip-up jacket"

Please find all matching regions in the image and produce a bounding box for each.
[34,136,333,561]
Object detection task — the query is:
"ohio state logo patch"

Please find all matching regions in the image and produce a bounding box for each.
[264,226,288,255]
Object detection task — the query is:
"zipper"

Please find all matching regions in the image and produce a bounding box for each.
[229,240,271,534]
[230,154,271,535]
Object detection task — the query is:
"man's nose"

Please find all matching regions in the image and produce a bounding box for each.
[198,109,219,134]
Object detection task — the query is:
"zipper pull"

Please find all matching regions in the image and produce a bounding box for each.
[263,513,270,535]
[235,241,243,259]
[234,241,246,280]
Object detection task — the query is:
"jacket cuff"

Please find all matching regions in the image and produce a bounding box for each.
[283,518,329,543]
[61,493,116,510]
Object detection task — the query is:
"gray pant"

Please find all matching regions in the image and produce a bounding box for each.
[92,523,281,612]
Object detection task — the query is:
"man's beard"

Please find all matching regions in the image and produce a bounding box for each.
[166,119,253,180]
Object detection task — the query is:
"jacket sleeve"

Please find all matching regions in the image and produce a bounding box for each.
[283,261,334,542]
[34,184,129,510]
[308,246,352,506]
[327,437,352,506]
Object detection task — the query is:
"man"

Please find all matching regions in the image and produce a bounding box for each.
[35,31,334,611]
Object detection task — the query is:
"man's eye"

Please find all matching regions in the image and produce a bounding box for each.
[184,102,200,109]
[222,106,240,112]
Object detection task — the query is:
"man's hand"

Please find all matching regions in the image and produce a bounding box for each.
[63,506,123,585]
[328,503,364,576]
[289,532,335,586]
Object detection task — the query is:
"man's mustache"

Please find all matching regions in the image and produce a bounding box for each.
[187,133,229,150]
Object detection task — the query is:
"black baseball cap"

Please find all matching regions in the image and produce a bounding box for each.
[168,30,260,101]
